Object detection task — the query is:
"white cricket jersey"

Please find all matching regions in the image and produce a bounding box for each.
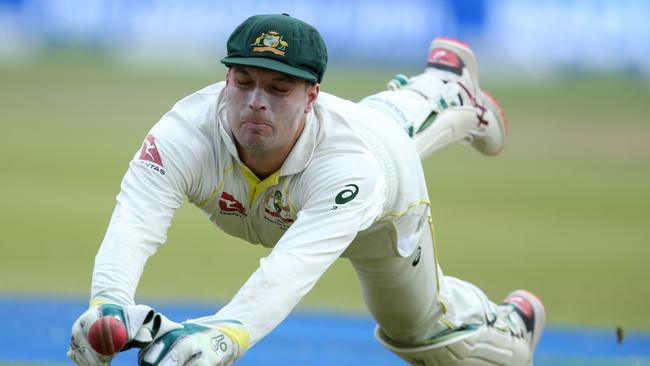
[91,82,431,345]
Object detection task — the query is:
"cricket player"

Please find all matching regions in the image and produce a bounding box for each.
[68,14,545,366]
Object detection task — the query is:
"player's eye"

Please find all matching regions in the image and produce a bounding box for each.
[235,78,252,87]
[272,86,290,94]
[271,82,292,94]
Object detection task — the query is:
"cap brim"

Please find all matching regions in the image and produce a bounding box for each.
[221,57,317,83]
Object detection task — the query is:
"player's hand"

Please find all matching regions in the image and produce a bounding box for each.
[67,303,169,366]
[138,322,245,366]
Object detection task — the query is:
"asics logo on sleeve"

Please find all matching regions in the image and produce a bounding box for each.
[412,246,422,266]
[335,184,359,205]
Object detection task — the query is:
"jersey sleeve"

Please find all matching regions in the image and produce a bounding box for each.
[91,103,216,306]
[210,151,386,345]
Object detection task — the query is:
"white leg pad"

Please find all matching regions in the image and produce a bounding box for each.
[361,70,480,159]
[361,91,479,159]
[360,89,439,135]
[375,325,531,366]
[412,106,478,158]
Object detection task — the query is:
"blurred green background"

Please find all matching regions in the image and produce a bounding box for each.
[1,50,649,334]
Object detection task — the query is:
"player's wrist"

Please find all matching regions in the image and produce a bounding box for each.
[210,321,250,357]
[189,315,251,354]
[89,291,132,308]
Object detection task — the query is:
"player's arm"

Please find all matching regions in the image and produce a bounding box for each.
[223,153,387,330]
[68,131,188,364]
[90,85,222,306]
[91,125,199,305]
[69,92,218,364]
[137,151,386,365]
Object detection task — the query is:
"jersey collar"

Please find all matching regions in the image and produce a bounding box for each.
[279,110,318,176]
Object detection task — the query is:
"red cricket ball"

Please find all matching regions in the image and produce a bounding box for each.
[87,316,128,356]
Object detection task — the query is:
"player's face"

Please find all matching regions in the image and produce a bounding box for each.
[225,66,319,157]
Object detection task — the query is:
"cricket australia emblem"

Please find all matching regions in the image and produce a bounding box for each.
[262,190,295,230]
[250,31,288,56]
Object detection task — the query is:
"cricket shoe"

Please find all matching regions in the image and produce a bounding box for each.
[426,37,508,156]
[500,289,546,359]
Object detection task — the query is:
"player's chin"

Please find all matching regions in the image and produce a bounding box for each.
[237,133,274,152]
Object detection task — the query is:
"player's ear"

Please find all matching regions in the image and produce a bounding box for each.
[225,67,232,84]
[305,83,320,113]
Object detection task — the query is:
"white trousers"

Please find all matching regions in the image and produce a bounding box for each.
[347,219,498,344]
[352,78,499,345]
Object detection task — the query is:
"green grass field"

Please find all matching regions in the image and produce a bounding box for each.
[1,49,649,341]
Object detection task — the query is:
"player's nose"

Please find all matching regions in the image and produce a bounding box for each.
[248,88,268,111]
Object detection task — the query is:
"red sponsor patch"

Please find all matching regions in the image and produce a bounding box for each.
[139,134,163,166]
[219,192,246,215]
[427,48,461,69]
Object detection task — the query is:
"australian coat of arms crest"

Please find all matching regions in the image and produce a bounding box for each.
[251,31,288,56]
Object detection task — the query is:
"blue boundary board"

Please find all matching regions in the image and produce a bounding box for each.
[1,297,648,365]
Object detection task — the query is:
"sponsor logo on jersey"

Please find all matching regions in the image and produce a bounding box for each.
[250,31,288,56]
[219,191,246,216]
[335,184,359,205]
[138,134,166,175]
[412,246,422,267]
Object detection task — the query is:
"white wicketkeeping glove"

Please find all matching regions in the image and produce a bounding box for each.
[68,303,182,366]
[138,321,248,366]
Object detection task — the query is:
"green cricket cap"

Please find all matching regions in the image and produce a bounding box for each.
[221,14,328,83]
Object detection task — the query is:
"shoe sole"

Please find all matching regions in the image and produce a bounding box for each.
[508,289,546,356]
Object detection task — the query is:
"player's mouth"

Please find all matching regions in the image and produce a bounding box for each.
[241,120,273,133]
